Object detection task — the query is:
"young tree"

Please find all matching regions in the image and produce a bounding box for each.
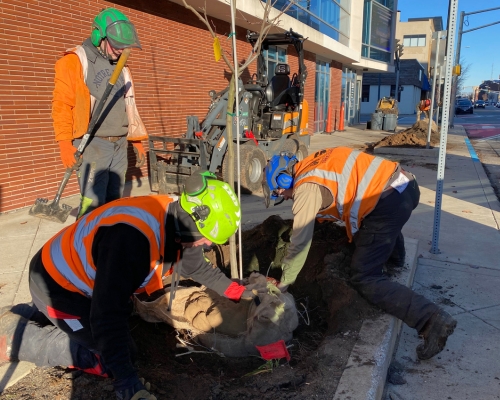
[181,0,294,278]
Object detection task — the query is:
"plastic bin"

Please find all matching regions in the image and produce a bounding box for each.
[383,114,398,132]
[370,112,383,130]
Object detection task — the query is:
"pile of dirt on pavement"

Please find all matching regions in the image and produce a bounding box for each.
[1,216,382,400]
[374,119,440,148]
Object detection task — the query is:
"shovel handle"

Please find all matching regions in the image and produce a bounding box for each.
[75,48,131,156]
[52,167,74,207]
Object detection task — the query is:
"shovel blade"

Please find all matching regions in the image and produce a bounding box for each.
[29,198,72,224]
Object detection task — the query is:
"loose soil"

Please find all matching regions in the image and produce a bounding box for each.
[1,216,388,400]
[372,120,440,149]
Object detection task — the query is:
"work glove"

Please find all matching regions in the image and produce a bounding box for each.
[131,141,146,168]
[114,374,157,400]
[58,140,78,169]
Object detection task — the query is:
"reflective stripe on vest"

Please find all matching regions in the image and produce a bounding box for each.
[42,196,173,297]
[294,148,397,239]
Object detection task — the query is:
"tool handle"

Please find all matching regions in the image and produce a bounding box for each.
[51,167,74,207]
[75,48,131,157]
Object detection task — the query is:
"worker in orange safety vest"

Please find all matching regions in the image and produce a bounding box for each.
[262,147,457,361]
[0,172,254,400]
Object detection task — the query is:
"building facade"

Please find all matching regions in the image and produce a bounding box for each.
[395,13,443,75]
[0,0,397,213]
[360,59,428,115]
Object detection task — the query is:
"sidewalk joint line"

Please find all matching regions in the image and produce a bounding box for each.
[13,219,42,303]
[468,303,500,312]
[417,260,500,276]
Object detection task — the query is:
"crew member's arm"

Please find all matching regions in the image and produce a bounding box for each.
[91,224,150,382]
[180,246,250,301]
[52,54,80,168]
[52,54,80,142]
[279,182,323,288]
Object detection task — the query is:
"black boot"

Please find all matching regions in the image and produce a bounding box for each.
[416,309,457,360]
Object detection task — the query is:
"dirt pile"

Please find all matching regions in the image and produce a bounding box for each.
[1,216,381,400]
[374,120,440,148]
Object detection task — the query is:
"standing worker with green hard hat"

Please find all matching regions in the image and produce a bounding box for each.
[52,7,148,218]
[0,172,255,400]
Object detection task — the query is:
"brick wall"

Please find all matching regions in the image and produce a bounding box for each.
[330,60,343,131]
[0,0,319,213]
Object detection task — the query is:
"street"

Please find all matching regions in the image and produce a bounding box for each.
[459,106,500,143]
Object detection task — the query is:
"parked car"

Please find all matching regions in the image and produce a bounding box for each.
[455,99,473,114]
[474,100,486,108]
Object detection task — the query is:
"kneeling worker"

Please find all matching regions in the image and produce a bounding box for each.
[0,172,252,400]
[262,147,456,360]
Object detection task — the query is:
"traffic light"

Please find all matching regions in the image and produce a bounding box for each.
[394,39,404,60]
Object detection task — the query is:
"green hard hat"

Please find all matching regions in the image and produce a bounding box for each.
[180,171,241,244]
[91,8,141,49]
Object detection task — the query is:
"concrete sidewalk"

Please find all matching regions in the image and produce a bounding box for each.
[0,125,499,398]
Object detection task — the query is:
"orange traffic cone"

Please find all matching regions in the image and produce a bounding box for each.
[338,102,345,131]
[325,105,333,134]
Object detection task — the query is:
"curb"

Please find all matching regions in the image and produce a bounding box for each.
[333,237,419,400]
[0,361,36,393]
[373,147,439,159]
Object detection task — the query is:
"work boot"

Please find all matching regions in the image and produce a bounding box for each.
[416,309,457,360]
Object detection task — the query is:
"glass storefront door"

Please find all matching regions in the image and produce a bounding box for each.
[314,60,330,133]
[342,68,359,126]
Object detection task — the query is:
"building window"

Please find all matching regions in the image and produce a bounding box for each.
[403,35,426,47]
[264,46,287,80]
[362,85,370,102]
[373,0,394,7]
[362,0,394,63]
[269,0,351,45]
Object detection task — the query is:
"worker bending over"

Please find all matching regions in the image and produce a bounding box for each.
[0,172,252,400]
[262,147,456,360]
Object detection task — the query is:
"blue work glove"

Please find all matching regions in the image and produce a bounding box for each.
[114,374,156,400]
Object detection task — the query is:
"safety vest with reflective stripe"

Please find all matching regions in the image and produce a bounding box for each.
[41,195,174,297]
[293,147,398,240]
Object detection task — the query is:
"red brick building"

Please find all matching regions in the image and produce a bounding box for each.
[0,0,394,213]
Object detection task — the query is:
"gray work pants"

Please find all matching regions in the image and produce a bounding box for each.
[74,136,128,218]
[350,175,439,332]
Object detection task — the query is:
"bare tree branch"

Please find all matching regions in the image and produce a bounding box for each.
[181,0,235,73]
[182,0,296,76]
[180,0,297,279]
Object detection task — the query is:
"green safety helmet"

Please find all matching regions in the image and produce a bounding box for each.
[91,8,141,50]
[180,171,241,245]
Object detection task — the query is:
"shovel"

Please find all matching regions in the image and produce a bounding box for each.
[29,48,131,223]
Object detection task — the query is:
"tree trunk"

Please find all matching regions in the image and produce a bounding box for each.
[226,76,238,279]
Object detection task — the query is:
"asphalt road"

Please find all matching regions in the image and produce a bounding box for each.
[457,106,500,142]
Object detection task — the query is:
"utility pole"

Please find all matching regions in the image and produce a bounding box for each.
[426,31,446,149]
[394,39,404,101]
[449,6,500,128]
[430,0,457,254]
[378,73,381,100]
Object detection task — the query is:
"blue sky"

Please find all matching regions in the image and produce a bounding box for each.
[397,0,500,93]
